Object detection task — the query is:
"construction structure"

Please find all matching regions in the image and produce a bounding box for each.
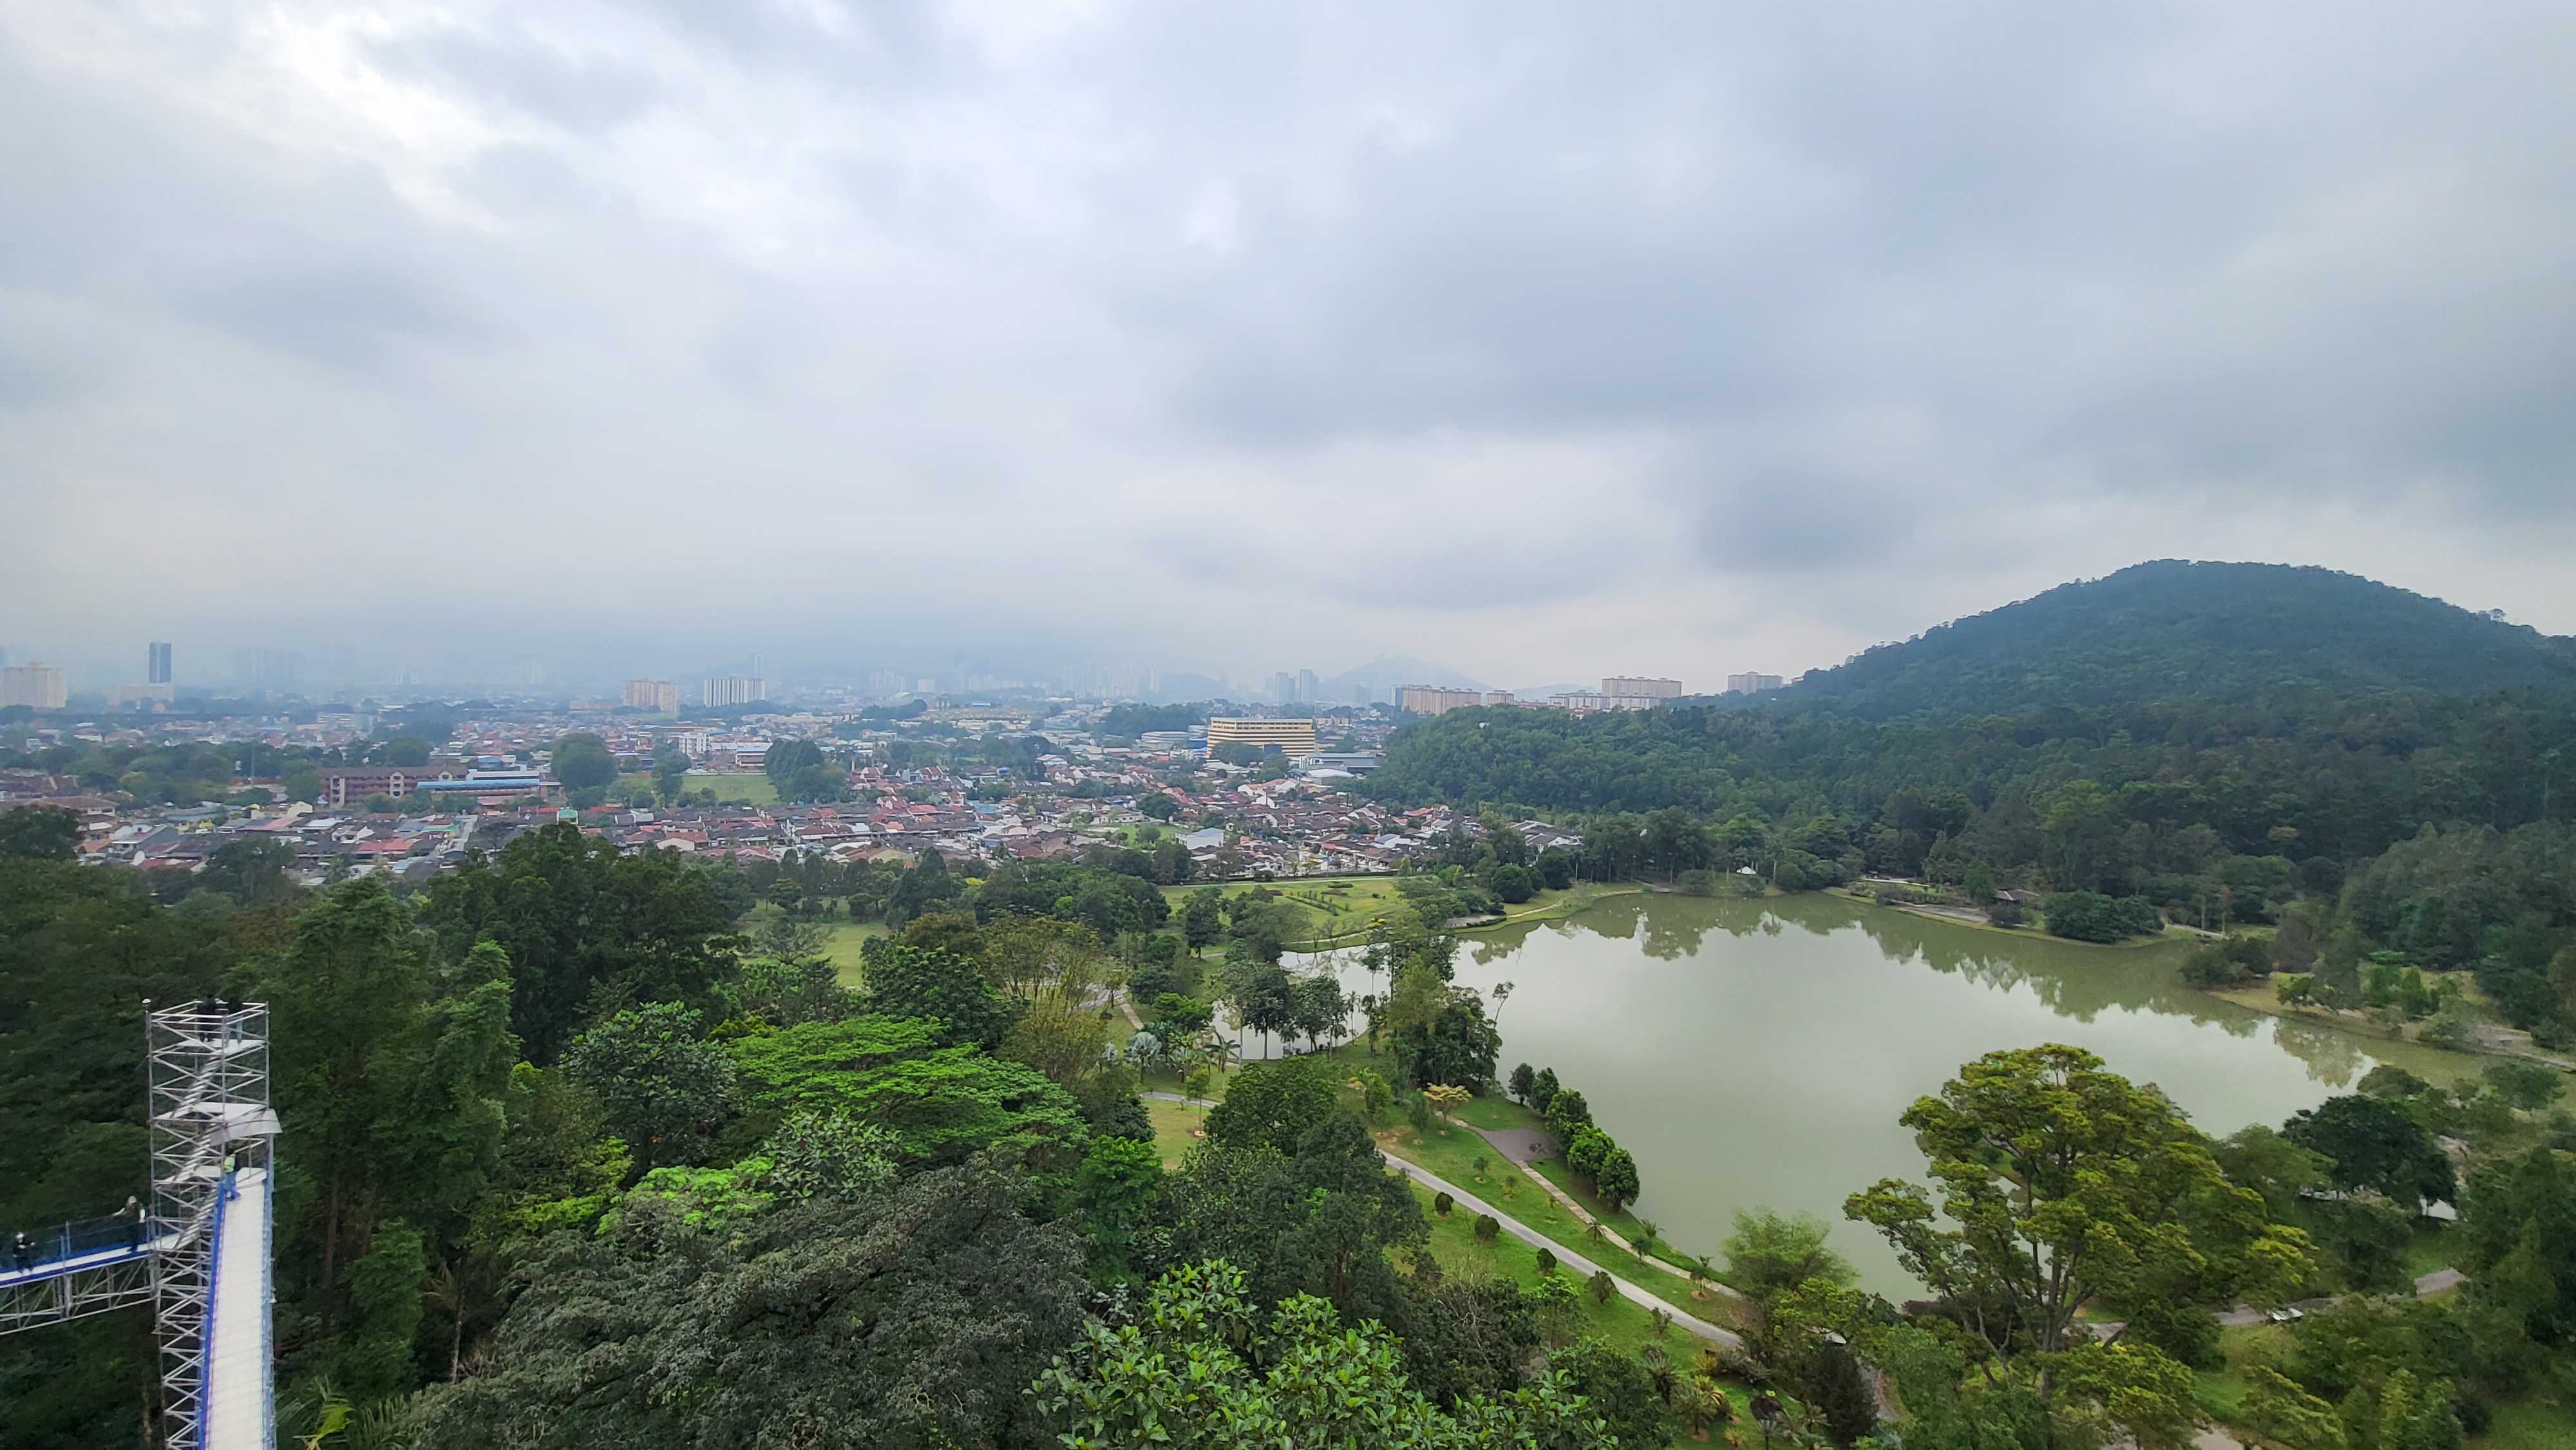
[0,1001,279,1450]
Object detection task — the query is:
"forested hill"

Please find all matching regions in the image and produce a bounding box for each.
[1766,560,2575,720]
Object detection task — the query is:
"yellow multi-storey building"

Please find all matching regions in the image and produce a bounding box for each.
[1204,717,1321,757]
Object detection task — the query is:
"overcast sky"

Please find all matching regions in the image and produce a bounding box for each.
[4,0,2571,690]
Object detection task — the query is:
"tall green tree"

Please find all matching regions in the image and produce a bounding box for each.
[2283,1095,2458,1209]
[1845,1044,2311,1362]
[419,824,738,1063]
[547,732,619,791]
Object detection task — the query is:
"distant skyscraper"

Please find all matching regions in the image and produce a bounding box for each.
[1,663,68,709]
[1725,673,1786,695]
[1602,677,1683,701]
[148,641,172,684]
[1297,668,1320,704]
[249,648,300,688]
[624,679,680,712]
[1397,685,1484,716]
[703,675,767,707]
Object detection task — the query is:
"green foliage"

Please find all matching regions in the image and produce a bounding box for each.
[1070,1135,1165,1281]
[1204,1054,1343,1157]
[885,847,963,924]
[2183,933,2275,986]
[1878,1326,2050,1450]
[1846,1044,2311,1357]
[854,943,1023,1049]
[1593,1147,1640,1215]
[1803,1341,1880,1445]
[2049,1337,2201,1450]
[727,1016,1087,1171]
[412,1162,1091,1450]
[1030,1260,1615,1448]
[1722,1208,1857,1303]
[419,823,739,1064]
[562,1003,739,1172]
[338,1219,429,1400]
[2284,1095,2458,1207]
[267,879,516,1317]
[1778,561,2576,717]
[0,804,80,860]
[2459,1145,2576,1347]
[547,731,619,790]
[2043,890,2166,943]
[2242,1364,2351,1450]
[1390,988,1501,1091]
[1544,1337,1665,1450]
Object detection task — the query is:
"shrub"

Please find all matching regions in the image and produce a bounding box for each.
[1535,1248,1557,1274]
[2181,934,2272,987]
[1473,1214,1499,1243]
[1434,1191,1454,1216]
[1587,1270,1616,1306]
[2044,890,2165,943]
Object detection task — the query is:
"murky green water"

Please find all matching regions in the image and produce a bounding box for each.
[1313,892,2467,1295]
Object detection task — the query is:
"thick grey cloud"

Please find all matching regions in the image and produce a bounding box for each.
[0,0,2570,690]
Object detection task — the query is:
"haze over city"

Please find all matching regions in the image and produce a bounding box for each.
[5,1,2575,692]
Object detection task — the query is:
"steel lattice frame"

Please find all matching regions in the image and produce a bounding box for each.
[147,1001,275,1450]
[0,1253,156,1334]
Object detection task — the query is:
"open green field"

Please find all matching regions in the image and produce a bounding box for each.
[685,771,778,804]
[1146,1098,1209,1167]
[1406,1179,1719,1363]
[1327,1042,1754,1331]
[737,903,887,984]
[2479,1402,2576,1450]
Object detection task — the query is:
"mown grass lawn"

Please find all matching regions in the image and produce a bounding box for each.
[685,771,778,804]
[1146,1098,1208,1168]
[1325,1048,1753,1333]
[1410,1180,1698,1362]
[2478,1402,2576,1450]
[738,903,886,986]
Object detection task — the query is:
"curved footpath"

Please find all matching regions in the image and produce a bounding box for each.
[1141,1091,1743,1350]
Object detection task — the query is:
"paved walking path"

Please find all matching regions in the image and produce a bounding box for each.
[1466,1120,1746,1300]
[1377,1153,1745,1350]
[1139,1089,1741,1347]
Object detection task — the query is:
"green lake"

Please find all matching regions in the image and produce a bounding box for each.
[1308,891,2468,1296]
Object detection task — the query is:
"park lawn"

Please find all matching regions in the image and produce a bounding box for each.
[737,903,886,986]
[1146,1098,1209,1168]
[1371,1110,1750,1332]
[2193,1324,2287,1421]
[1409,1182,1692,1364]
[2477,1402,2576,1450]
[1443,1091,1741,1292]
[685,771,778,804]
[2403,1222,2461,1280]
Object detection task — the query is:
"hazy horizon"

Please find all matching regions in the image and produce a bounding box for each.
[6,3,2573,690]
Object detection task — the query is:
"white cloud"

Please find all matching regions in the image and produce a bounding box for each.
[1,0,2570,689]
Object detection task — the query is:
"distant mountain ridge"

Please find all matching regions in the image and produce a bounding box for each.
[1774,560,2576,720]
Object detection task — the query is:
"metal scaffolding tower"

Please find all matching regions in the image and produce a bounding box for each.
[147,1000,279,1450]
